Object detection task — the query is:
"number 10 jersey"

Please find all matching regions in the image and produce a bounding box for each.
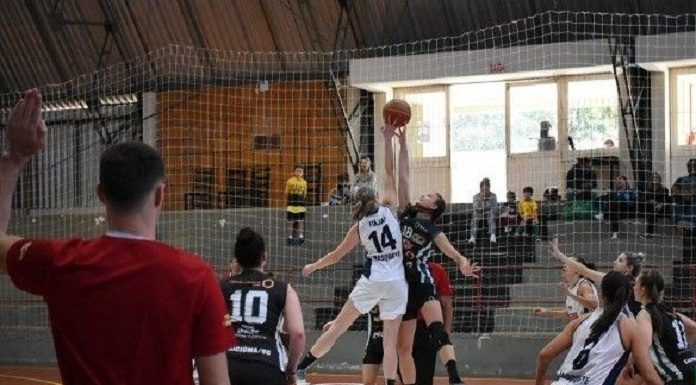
[357,206,404,281]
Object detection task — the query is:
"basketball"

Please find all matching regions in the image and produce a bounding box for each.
[382,99,411,127]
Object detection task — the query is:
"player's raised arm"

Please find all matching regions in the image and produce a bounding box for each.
[301,224,360,276]
[381,122,398,209]
[0,89,47,272]
[396,125,410,210]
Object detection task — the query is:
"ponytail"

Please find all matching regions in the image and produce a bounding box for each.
[589,272,631,342]
[352,187,379,221]
[639,270,666,336]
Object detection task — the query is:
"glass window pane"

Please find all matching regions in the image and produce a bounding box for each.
[675,72,696,145]
[509,83,558,154]
[567,79,619,150]
[396,89,447,158]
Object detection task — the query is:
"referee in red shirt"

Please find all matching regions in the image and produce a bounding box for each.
[0,90,234,385]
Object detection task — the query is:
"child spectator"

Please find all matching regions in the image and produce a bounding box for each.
[518,186,539,239]
[499,191,520,235]
[539,187,561,240]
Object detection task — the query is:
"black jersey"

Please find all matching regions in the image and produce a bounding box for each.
[399,206,442,285]
[650,304,696,384]
[220,269,289,371]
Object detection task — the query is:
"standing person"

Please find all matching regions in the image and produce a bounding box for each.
[296,122,408,385]
[535,272,664,385]
[517,186,539,239]
[221,227,305,385]
[285,165,308,245]
[533,256,598,321]
[630,270,696,385]
[565,158,597,201]
[354,155,377,197]
[0,90,234,385]
[640,172,671,238]
[468,178,498,244]
[395,126,480,385]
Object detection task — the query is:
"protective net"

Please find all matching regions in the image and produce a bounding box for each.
[2,12,696,341]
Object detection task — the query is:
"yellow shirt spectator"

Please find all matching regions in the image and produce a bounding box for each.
[518,198,538,221]
[285,176,307,213]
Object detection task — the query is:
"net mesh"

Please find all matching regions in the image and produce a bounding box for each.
[2,11,696,339]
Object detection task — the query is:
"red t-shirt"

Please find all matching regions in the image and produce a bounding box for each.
[417,262,453,321]
[6,236,235,385]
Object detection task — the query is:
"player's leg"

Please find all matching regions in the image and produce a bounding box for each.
[397,319,417,384]
[362,364,380,385]
[362,330,384,385]
[412,320,437,385]
[420,300,463,384]
[310,298,362,357]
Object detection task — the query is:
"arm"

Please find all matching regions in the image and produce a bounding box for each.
[440,295,454,334]
[548,238,605,284]
[396,126,410,209]
[302,224,359,276]
[1,90,46,272]
[381,124,398,208]
[624,317,663,385]
[677,313,696,344]
[196,353,231,385]
[535,318,580,385]
[533,307,572,321]
[283,284,305,374]
[433,233,480,277]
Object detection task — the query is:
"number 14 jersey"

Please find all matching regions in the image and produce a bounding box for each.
[358,206,404,281]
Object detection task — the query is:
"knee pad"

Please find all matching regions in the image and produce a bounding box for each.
[427,321,447,350]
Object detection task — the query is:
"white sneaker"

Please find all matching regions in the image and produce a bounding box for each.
[490,234,497,243]
[610,232,618,240]
[296,369,310,385]
[594,212,604,221]
[468,236,476,244]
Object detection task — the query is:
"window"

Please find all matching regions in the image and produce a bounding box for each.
[253,134,281,150]
[509,83,558,154]
[567,79,619,150]
[449,82,506,202]
[674,70,696,146]
[394,87,447,158]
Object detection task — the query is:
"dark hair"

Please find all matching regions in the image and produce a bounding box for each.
[294,164,303,170]
[360,156,371,162]
[234,227,266,269]
[99,142,165,212]
[523,186,534,194]
[480,178,491,188]
[639,270,666,336]
[623,252,644,278]
[352,187,379,221]
[432,193,446,220]
[507,191,516,199]
[588,271,632,342]
[574,256,598,282]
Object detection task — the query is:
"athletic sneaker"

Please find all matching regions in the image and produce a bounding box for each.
[467,236,476,244]
[610,232,618,240]
[489,234,496,243]
[296,369,310,385]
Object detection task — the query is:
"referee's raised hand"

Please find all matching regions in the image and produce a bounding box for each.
[5,89,47,161]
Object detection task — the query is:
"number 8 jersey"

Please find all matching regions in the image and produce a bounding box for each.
[221,270,289,371]
[358,206,405,281]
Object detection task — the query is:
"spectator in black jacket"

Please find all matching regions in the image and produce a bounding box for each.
[640,172,671,238]
[565,158,597,201]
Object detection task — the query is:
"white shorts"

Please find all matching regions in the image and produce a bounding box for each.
[348,276,408,320]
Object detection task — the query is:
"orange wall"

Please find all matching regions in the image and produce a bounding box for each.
[158,81,350,211]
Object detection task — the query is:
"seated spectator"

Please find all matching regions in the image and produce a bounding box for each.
[352,156,376,199]
[499,191,520,235]
[565,157,597,201]
[672,158,696,229]
[640,171,671,238]
[603,138,615,149]
[595,175,636,240]
[517,186,539,239]
[539,187,561,240]
[327,173,351,206]
[468,178,498,244]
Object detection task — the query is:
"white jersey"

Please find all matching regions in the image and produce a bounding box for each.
[566,278,597,317]
[358,205,404,282]
[553,308,630,385]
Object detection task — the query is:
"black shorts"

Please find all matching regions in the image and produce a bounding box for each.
[287,211,306,221]
[362,335,383,365]
[404,282,439,321]
[227,358,285,385]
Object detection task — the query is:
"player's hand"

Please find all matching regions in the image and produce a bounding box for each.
[322,320,335,332]
[548,237,562,260]
[381,118,397,138]
[301,263,316,277]
[532,307,546,316]
[285,371,297,385]
[459,260,481,278]
[557,282,570,295]
[5,89,47,161]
